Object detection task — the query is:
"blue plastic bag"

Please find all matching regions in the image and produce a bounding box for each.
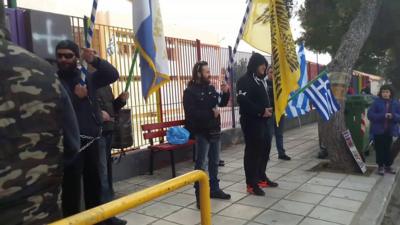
[167,126,190,144]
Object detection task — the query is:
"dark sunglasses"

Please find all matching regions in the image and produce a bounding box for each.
[56,53,75,59]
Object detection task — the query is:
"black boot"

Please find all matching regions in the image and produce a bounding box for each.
[278,154,291,160]
[195,188,200,209]
[266,177,279,187]
[210,189,231,200]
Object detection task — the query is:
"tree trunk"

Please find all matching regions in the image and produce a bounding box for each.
[319,0,383,172]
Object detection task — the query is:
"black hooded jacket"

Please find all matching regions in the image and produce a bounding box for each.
[58,58,119,137]
[236,53,272,119]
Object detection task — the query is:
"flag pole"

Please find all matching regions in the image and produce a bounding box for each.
[125,48,139,92]
[297,117,302,128]
[228,46,236,128]
[288,68,328,103]
[227,0,253,80]
[80,0,99,84]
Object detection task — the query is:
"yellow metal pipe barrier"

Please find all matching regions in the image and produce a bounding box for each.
[50,170,211,225]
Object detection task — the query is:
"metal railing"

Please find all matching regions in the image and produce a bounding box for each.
[49,170,211,225]
[69,16,253,151]
[68,16,322,152]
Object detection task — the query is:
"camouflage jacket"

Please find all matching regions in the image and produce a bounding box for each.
[0,34,79,225]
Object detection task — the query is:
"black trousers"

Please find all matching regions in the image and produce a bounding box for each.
[241,117,270,185]
[62,138,108,217]
[258,119,273,181]
[374,133,393,167]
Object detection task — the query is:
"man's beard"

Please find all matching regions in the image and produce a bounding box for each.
[57,61,77,73]
[199,75,211,85]
[256,71,266,79]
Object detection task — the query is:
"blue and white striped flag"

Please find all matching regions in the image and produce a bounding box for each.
[285,43,310,118]
[79,0,98,84]
[304,71,340,121]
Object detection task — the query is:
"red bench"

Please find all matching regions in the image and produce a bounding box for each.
[141,120,195,177]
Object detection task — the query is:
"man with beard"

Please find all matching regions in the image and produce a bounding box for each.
[183,61,231,209]
[55,40,126,225]
[237,53,278,196]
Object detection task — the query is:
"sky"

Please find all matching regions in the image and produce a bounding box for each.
[159,0,331,65]
[14,0,331,64]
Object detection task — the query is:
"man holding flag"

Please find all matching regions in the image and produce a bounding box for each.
[55,41,127,225]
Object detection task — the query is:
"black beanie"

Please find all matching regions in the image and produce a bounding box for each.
[55,40,80,57]
[247,53,269,74]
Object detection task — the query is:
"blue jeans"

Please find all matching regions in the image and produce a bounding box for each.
[270,115,286,156]
[103,131,115,196]
[194,134,221,193]
[95,137,114,204]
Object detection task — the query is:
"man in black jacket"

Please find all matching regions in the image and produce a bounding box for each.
[237,53,278,196]
[55,40,125,225]
[267,67,291,160]
[183,61,231,208]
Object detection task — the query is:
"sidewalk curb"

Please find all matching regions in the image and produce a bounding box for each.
[351,156,400,225]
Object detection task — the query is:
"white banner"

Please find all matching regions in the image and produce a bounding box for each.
[342,129,367,174]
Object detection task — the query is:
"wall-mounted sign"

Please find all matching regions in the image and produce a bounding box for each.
[27,10,73,60]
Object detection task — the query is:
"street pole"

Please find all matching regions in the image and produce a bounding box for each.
[228,46,236,128]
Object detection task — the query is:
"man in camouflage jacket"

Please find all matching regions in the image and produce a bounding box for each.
[0,2,80,224]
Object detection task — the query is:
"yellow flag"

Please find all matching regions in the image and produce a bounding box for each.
[242,0,272,54]
[269,0,300,124]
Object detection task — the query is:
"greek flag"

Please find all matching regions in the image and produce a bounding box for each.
[304,71,340,121]
[285,44,310,118]
[106,36,116,56]
[132,0,170,99]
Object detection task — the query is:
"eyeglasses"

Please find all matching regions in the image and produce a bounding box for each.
[56,53,75,59]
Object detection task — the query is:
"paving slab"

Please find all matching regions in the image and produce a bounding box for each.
[219,204,264,220]
[254,209,304,225]
[238,195,280,208]
[285,191,325,204]
[164,208,201,225]
[298,183,334,195]
[329,188,369,202]
[271,199,315,216]
[111,123,399,225]
[299,217,341,225]
[309,206,355,225]
[320,196,362,212]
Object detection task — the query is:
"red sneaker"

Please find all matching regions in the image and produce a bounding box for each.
[247,184,265,196]
[258,181,268,188]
